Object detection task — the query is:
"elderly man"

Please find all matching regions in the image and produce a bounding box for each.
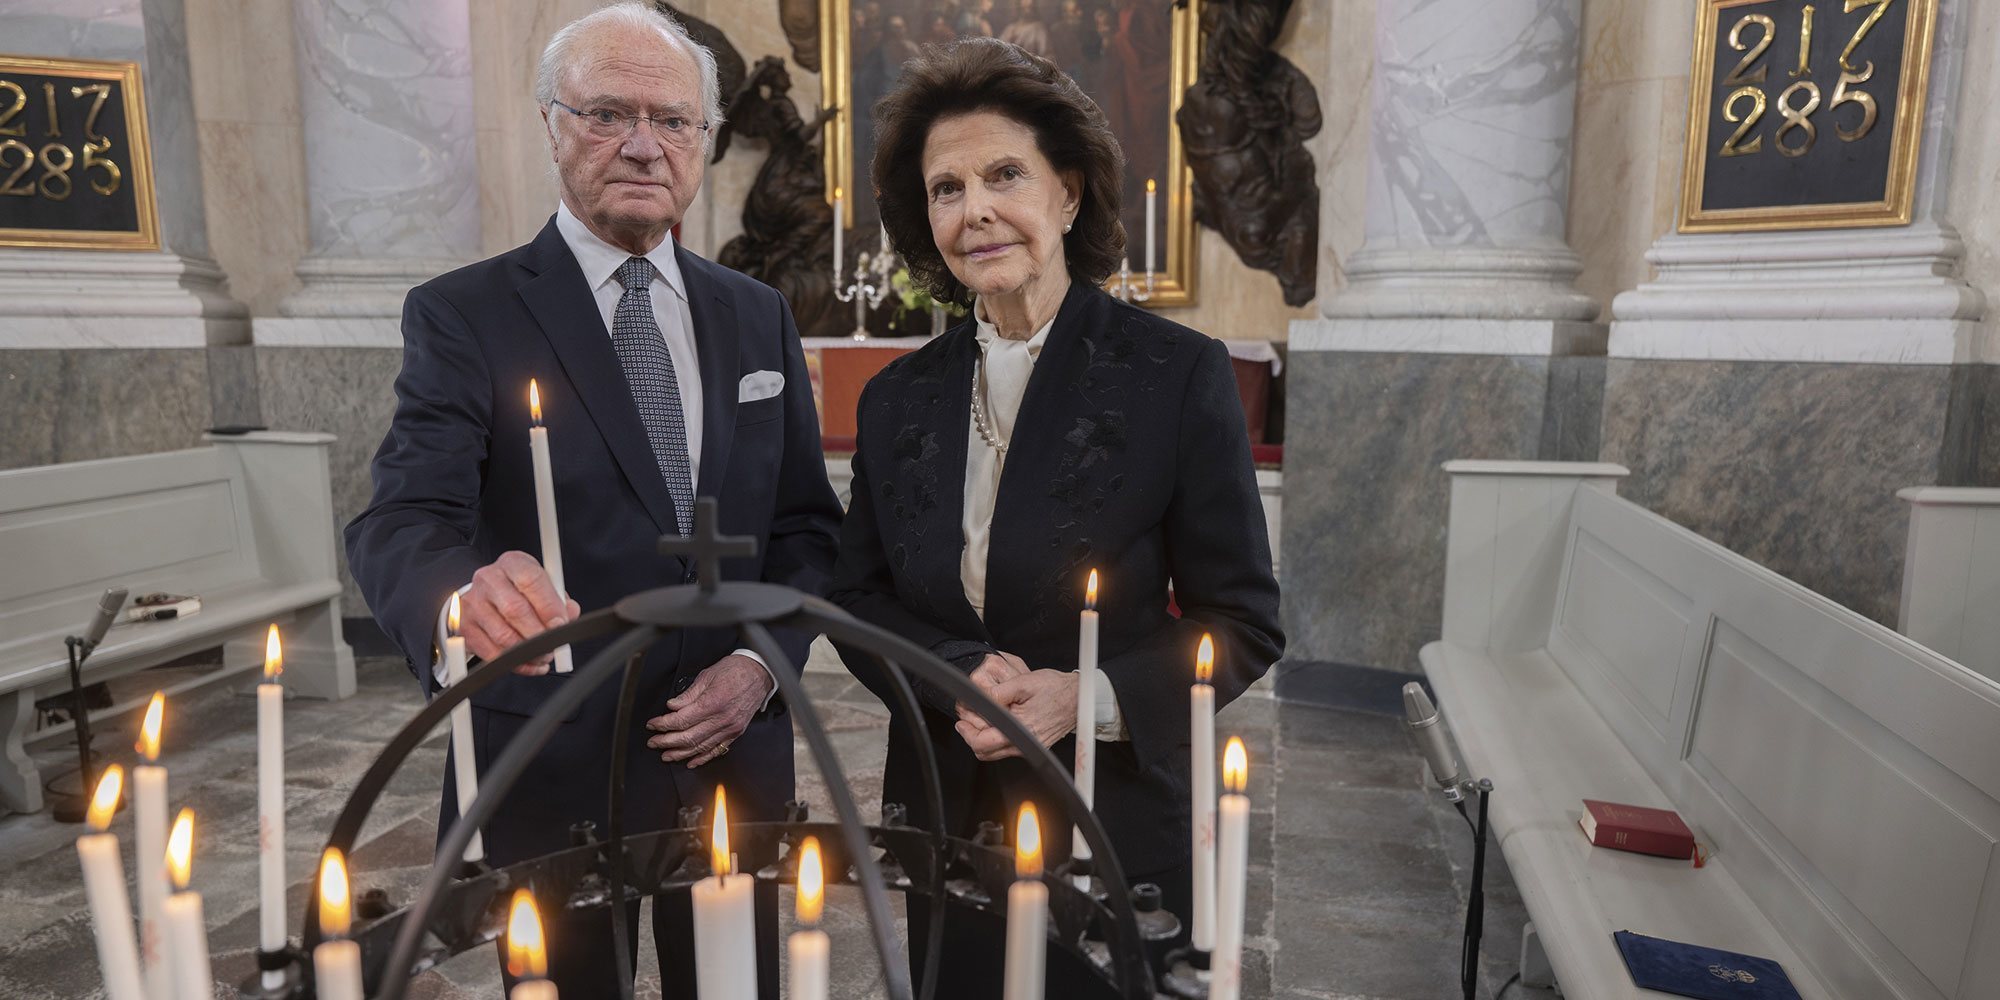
[343,3,840,994]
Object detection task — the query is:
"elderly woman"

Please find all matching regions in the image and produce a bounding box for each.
[831,37,1282,990]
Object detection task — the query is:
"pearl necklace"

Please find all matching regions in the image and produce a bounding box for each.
[971,353,1008,458]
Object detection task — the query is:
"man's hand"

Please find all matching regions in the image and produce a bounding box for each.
[460,551,581,675]
[955,668,1078,762]
[645,655,774,768]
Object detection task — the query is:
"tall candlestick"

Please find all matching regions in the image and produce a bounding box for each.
[164,808,214,1000]
[443,594,485,862]
[506,888,559,1000]
[133,692,169,999]
[1004,803,1047,1000]
[1071,570,1100,889]
[1213,738,1251,1000]
[692,786,757,997]
[314,848,364,1000]
[77,766,143,1000]
[257,624,287,990]
[832,186,844,282]
[1191,634,1217,952]
[788,837,830,1000]
[1144,178,1157,278]
[527,380,574,674]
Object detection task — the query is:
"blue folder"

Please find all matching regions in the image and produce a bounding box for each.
[1613,930,1802,1000]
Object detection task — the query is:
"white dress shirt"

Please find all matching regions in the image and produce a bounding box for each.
[960,300,1127,741]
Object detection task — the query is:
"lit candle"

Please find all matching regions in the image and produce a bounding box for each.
[692,786,757,997]
[1212,738,1251,1000]
[832,186,844,281]
[1071,570,1099,889]
[163,808,214,1000]
[1004,802,1047,1000]
[258,624,287,990]
[528,380,573,674]
[788,837,829,1000]
[313,848,364,1000]
[133,691,169,999]
[1144,178,1157,278]
[443,593,485,862]
[1191,634,1216,953]
[76,766,144,1000]
[506,888,558,1000]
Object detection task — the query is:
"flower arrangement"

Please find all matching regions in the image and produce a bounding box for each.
[888,267,968,335]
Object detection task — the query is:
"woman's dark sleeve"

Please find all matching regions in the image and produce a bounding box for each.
[1098,338,1285,773]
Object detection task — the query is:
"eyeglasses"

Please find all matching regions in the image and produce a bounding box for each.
[549,99,710,148]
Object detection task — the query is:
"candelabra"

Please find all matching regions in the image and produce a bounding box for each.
[834,238,898,340]
[237,499,1203,1000]
[1110,259,1153,304]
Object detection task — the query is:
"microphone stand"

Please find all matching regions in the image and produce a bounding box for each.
[1443,776,1495,1000]
[49,634,110,823]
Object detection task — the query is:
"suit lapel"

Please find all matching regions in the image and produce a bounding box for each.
[516,218,682,537]
[911,321,990,642]
[678,245,739,502]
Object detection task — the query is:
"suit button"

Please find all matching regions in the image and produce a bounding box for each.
[683,569,697,585]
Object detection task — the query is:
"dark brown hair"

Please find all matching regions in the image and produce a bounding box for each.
[870,37,1126,306]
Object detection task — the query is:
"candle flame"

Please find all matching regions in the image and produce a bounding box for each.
[506,888,548,979]
[1015,802,1042,879]
[529,379,542,425]
[711,785,731,876]
[833,185,843,200]
[1223,737,1247,794]
[1146,178,1156,194]
[137,691,164,762]
[264,624,282,680]
[797,836,824,925]
[447,591,461,636]
[1085,569,1098,610]
[1196,633,1214,684]
[319,847,352,938]
[86,764,123,832]
[166,808,194,891]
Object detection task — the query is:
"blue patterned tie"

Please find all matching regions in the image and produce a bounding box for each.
[612,257,695,532]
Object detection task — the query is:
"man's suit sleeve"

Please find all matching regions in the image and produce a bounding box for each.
[343,284,495,694]
[756,292,846,675]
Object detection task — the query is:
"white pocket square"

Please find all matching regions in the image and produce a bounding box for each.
[737,369,785,402]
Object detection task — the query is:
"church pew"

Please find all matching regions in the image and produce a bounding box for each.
[0,432,355,814]
[1422,461,2000,1000]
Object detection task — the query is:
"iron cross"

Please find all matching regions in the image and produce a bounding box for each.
[657,497,758,593]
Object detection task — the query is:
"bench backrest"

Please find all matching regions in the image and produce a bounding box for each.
[0,446,264,663]
[1546,485,2000,1000]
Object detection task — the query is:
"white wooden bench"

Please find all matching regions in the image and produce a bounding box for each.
[1422,461,2000,1000]
[0,431,355,814]
[1896,486,2000,687]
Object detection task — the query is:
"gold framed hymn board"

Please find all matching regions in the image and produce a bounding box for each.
[0,55,159,250]
[1679,0,1935,233]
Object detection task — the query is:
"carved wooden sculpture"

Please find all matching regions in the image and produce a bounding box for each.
[780,0,821,73]
[1177,0,1321,306]
[715,57,846,338]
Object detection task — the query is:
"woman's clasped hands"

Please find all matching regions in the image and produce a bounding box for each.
[953,652,1081,761]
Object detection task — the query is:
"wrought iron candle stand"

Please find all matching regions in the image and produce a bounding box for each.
[833,239,898,340]
[241,499,1206,1000]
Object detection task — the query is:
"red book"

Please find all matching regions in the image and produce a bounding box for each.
[1579,799,1695,860]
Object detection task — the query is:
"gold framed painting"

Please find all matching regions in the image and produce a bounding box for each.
[0,54,160,251]
[821,0,1200,306]
[1678,0,1936,233]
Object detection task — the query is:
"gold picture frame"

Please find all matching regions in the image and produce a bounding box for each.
[0,54,159,251]
[820,0,1201,306]
[1678,0,1935,233]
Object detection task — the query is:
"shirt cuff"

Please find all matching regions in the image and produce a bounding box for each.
[1092,670,1130,742]
[733,647,781,712]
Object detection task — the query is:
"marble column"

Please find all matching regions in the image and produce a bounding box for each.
[1282,0,1601,673]
[256,0,480,346]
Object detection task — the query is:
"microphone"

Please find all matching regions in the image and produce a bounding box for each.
[78,587,129,652]
[1402,682,1463,796]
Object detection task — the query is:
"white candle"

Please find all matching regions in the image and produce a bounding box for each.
[258,624,287,989]
[1004,803,1047,1000]
[76,766,144,1000]
[831,186,844,282]
[692,787,757,997]
[1144,178,1157,278]
[1213,738,1251,1000]
[528,380,574,675]
[788,836,830,1000]
[1071,570,1100,889]
[507,888,559,1000]
[133,692,169,999]
[1191,634,1217,952]
[880,221,890,255]
[315,848,364,1000]
[164,808,214,1000]
[443,594,485,863]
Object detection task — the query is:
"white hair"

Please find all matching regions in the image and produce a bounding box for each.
[535,1,724,151]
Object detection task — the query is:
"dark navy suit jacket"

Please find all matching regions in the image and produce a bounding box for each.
[344,217,843,862]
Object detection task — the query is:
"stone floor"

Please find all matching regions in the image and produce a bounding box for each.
[0,649,1529,999]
